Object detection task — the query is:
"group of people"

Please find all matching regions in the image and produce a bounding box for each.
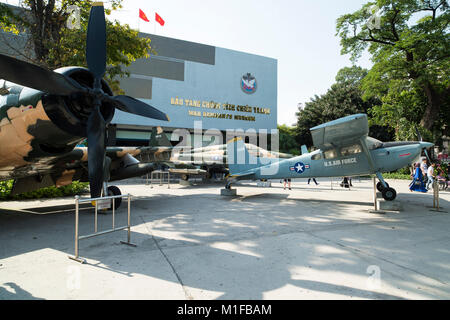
[409,158,448,193]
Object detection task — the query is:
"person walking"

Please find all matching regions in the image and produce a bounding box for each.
[426,163,436,190]
[308,178,319,185]
[340,177,352,188]
[283,178,291,190]
[421,158,428,183]
[409,163,427,193]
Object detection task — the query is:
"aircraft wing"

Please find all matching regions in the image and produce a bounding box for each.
[310,114,368,150]
[8,146,157,195]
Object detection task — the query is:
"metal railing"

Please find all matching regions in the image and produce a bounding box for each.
[330,177,353,190]
[150,170,170,189]
[68,194,135,264]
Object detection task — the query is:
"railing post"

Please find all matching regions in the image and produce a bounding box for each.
[112,197,115,230]
[69,196,86,263]
[373,176,377,211]
[127,194,131,243]
[434,180,439,210]
[74,196,79,258]
[94,200,98,233]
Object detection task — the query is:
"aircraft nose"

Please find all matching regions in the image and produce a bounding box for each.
[420,142,434,149]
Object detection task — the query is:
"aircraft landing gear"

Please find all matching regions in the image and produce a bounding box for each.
[376,181,390,192]
[381,187,397,201]
[375,172,396,201]
[106,185,122,210]
[101,181,122,210]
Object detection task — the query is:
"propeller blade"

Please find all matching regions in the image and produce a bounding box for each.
[415,126,423,142]
[86,2,107,81]
[0,53,83,95]
[416,127,432,162]
[111,95,170,121]
[424,147,432,163]
[87,107,106,198]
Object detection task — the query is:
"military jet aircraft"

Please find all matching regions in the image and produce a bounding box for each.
[225,114,434,201]
[138,127,293,181]
[0,3,168,207]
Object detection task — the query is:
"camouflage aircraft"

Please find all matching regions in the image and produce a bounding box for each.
[225,114,434,201]
[0,3,169,208]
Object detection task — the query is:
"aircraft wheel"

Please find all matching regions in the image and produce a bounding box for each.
[377,181,389,192]
[107,185,122,210]
[382,187,396,201]
[181,174,189,181]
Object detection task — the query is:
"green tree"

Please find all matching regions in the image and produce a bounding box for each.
[278,124,301,155]
[295,66,389,147]
[336,0,450,141]
[0,0,151,94]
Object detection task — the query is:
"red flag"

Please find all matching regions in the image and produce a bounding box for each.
[139,9,149,22]
[155,12,165,26]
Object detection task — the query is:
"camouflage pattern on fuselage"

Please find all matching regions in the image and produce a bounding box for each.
[0,83,84,181]
[0,82,171,194]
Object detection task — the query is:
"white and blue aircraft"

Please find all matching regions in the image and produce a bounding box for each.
[225,114,433,201]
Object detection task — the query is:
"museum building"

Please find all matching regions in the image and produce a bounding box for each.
[113,32,278,147]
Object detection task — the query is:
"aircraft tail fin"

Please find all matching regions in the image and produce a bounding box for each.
[149,127,171,147]
[300,145,308,155]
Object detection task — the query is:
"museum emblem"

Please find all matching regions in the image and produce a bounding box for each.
[241,73,257,94]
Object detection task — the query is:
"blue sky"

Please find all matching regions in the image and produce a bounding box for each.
[3,0,373,126]
[108,0,373,126]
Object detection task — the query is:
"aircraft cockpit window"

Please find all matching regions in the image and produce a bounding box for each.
[311,153,322,160]
[323,149,337,159]
[341,144,362,156]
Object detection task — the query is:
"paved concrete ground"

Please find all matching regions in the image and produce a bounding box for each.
[0,178,449,300]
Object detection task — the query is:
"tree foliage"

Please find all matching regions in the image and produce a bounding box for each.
[0,0,152,94]
[294,66,391,147]
[336,0,450,141]
[277,124,301,155]
[0,180,88,200]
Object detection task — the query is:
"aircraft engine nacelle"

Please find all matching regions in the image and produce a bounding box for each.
[42,67,116,138]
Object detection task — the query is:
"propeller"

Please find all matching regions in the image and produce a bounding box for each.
[415,127,432,163]
[0,2,169,198]
[0,53,86,95]
[84,3,108,198]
